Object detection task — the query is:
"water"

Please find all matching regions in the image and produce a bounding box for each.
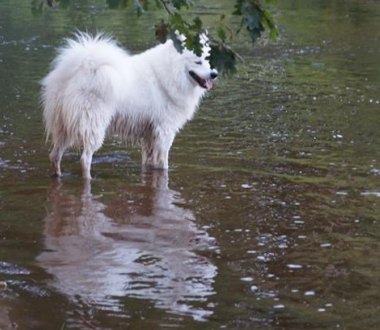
[1,0,379,328]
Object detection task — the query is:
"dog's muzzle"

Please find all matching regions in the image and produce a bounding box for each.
[189,70,218,91]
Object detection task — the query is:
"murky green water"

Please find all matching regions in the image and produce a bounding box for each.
[1,0,379,329]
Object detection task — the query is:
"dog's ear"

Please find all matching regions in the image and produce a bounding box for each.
[164,39,176,52]
[165,39,174,46]
[164,38,183,56]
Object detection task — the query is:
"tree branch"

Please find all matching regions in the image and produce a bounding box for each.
[159,0,173,16]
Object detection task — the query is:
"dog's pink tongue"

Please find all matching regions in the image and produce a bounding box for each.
[205,79,213,91]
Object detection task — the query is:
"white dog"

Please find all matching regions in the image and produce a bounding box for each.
[41,32,217,179]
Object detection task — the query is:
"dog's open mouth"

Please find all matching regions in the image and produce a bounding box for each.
[189,70,213,91]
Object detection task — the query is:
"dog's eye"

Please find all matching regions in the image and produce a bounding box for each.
[195,60,202,65]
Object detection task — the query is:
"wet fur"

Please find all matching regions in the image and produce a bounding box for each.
[41,33,216,179]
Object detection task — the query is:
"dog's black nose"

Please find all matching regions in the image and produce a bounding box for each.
[210,71,218,80]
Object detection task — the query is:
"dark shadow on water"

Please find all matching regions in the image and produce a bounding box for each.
[37,172,217,321]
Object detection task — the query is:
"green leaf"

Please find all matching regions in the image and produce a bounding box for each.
[169,12,186,32]
[262,8,279,40]
[209,43,237,76]
[185,33,203,56]
[233,0,243,15]
[166,14,204,57]
[191,17,202,33]
[234,0,278,44]
[171,0,191,10]
[217,27,227,43]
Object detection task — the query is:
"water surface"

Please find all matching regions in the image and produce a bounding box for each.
[0,0,379,329]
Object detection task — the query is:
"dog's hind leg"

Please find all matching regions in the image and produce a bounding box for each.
[49,143,67,177]
[80,123,108,180]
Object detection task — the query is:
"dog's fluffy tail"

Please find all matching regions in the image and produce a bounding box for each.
[41,33,126,149]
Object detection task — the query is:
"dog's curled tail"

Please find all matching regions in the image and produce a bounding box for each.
[41,32,124,149]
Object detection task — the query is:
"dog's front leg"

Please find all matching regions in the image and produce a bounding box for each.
[80,148,94,180]
[141,129,175,170]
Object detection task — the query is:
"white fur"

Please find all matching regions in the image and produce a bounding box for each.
[41,32,217,179]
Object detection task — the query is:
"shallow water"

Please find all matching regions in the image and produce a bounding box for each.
[1,0,379,329]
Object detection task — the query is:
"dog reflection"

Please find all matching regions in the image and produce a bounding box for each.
[37,172,217,320]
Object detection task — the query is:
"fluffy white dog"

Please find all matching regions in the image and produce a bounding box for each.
[41,32,217,179]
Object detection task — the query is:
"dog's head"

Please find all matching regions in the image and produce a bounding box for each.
[175,32,218,91]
